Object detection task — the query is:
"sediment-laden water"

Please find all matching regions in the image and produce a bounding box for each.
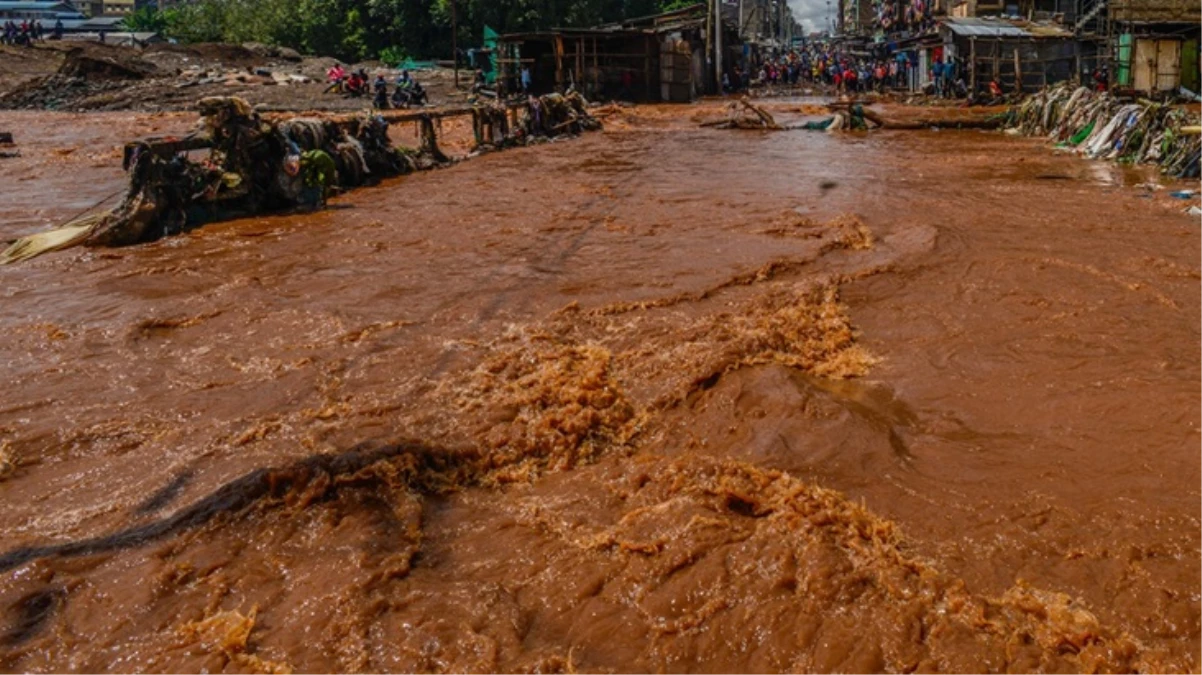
[0,103,1197,672]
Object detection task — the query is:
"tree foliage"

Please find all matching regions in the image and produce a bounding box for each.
[148,0,700,61]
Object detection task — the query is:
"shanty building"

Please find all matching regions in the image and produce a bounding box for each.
[497,3,742,103]
[840,0,877,37]
[939,17,1079,93]
[497,28,662,101]
[1108,0,1200,93]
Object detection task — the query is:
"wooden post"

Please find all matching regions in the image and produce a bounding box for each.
[576,37,583,88]
[1151,39,1160,91]
[969,37,976,94]
[1013,46,1022,93]
[593,37,599,98]
[645,36,652,101]
[992,42,1000,88]
[1074,38,1081,85]
[555,36,565,91]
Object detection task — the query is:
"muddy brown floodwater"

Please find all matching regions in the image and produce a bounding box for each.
[0,102,1198,673]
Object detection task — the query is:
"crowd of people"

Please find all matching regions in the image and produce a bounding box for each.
[2,19,63,46]
[737,46,924,95]
[729,45,982,99]
[325,63,428,109]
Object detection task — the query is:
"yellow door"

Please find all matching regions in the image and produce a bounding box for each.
[1133,39,1155,91]
[1155,39,1181,91]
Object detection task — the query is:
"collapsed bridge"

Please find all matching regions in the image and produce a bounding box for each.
[0,92,601,265]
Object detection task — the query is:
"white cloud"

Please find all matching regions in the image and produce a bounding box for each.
[788,0,836,33]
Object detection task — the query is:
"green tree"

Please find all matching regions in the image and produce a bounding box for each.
[123,6,170,33]
[159,0,718,61]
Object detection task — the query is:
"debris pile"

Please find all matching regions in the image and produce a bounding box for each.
[0,47,160,109]
[1,94,601,264]
[704,97,1008,133]
[174,66,314,90]
[702,98,879,132]
[0,43,369,112]
[703,98,783,130]
[523,91,601,137]
[58,49,158,80]
[1009,83,1202,178]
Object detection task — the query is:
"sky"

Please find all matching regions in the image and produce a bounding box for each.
[787,0,835,33]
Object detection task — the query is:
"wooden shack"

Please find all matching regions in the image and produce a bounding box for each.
[497,28,660,101]
[497,3,740,103]
[940,17,1078,94]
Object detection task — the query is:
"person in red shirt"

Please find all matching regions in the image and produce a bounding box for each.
[345,70,366,97]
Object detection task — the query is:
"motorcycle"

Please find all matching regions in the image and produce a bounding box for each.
[390,82,428,108]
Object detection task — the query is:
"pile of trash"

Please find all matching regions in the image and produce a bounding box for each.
[1008,83,1202,178]
[174,66,314,90]
[469,91,600,151]
[1,93,601,264]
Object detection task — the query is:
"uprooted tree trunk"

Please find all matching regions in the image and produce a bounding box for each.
[703,98,1005,132]
[702,98,783,130]
[825,101,1004,130]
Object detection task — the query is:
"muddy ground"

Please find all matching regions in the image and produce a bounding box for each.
[0,41,469,113]
[0,99,1198,672]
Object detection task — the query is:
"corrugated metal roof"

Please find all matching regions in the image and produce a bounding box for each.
[0,1,79,9]
[943,17,1032,36]
[942,16,1071,38]
[77,16,125,26]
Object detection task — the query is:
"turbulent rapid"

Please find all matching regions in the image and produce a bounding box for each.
[0,102,1197,672]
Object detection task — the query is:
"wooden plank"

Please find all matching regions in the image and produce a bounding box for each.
[576,37,584,87]
[1013,48,1021,94]
[555,36,565,90]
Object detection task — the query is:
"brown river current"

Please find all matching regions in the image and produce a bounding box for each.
[0,103,1198,672]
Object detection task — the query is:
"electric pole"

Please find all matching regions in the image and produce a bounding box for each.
[714,0,723,93]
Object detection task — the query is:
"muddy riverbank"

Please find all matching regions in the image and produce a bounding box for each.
[0,41,467,113]
[0,102,1197,672]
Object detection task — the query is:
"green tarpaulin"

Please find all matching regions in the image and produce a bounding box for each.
[483,25,499,85]
[1117,33,1133,87]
